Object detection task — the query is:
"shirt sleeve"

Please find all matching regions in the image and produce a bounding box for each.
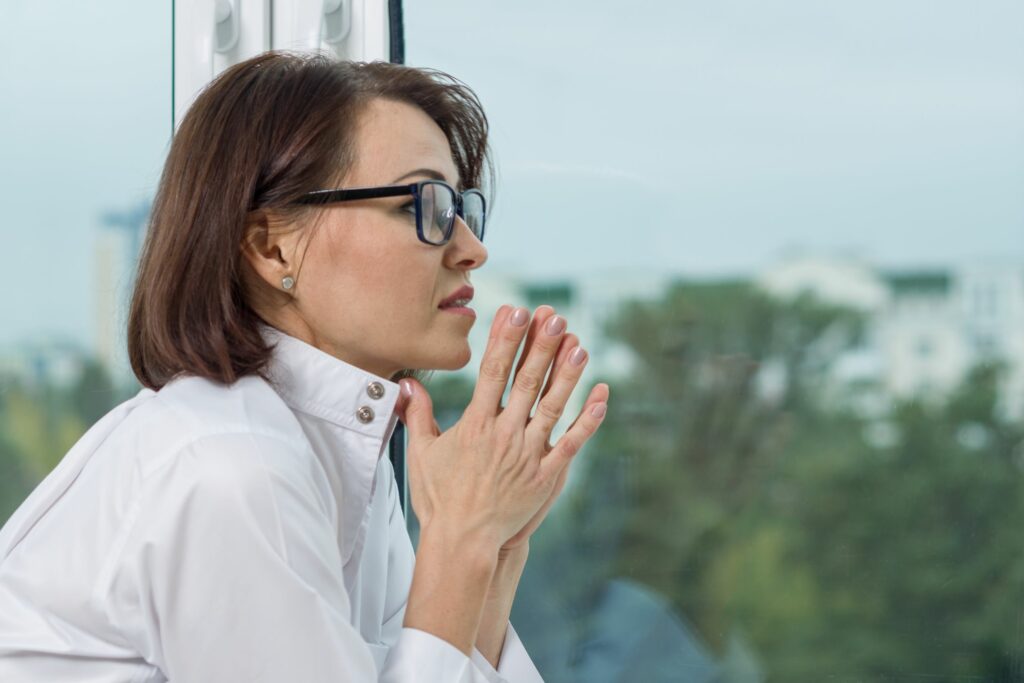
[468,622,545,683]
[378,458,546,683]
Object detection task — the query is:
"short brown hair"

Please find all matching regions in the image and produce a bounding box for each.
[127,51,493,390]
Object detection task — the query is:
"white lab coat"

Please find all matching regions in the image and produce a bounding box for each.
[0,323,544,682]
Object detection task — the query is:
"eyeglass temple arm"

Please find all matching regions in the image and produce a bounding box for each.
[292,184,418,205]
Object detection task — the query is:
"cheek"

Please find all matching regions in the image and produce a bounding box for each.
[309,221,438,330]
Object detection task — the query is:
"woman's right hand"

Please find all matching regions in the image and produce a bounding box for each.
[395,304,609,551]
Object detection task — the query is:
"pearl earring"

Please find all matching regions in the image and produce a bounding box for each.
[281,276,294,290]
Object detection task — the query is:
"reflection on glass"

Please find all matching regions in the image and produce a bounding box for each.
[408,1,1024,680]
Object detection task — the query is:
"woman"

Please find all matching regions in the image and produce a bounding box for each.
[0,51,609,682]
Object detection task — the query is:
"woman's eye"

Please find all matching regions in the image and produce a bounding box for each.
[399,202,416,217]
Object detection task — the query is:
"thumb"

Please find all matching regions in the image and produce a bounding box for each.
[397,378,437,441]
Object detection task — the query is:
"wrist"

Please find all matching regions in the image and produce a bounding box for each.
[404,520,500,655]
[497,540,529,567]
[487,543,528,604]
[420,519,501,573]
[477,544,525,668]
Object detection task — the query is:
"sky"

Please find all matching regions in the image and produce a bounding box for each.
[404,0,1024,277]
[1,0,1022,347]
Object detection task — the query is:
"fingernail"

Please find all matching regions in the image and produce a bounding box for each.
[510,307,528,326]
[401,380,414,398]
[545,315,566,336]
[569,346,587,366]
[590,402,607,418]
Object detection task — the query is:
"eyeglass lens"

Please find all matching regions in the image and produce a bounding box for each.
[419,182,485,244]
[461,191,485,242]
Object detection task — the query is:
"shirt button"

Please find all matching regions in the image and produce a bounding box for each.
[366,381,385,400]
[356,406,375,424]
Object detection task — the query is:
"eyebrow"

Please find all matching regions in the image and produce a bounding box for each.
[390,168,457,186]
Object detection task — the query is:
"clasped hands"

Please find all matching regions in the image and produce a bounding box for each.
[396,304,610,554]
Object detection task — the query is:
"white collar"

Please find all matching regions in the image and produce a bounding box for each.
[258,323,401,449]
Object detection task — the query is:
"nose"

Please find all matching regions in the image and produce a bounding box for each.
[443,216,488,271]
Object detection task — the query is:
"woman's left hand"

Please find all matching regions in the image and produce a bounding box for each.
[493,305,610,551]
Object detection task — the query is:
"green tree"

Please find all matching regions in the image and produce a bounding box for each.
[508,280,866,680]
[586,281,862,632]
[68,358,119,427]
[777,364,1024,680]
[0,357,132,524]
[528,278,1024,681]
[0,428,34,524]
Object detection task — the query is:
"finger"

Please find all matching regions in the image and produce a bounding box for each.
[537,333,579,404]
[475,305,513,382]
[397,378,440,445]
[512,305,556,380]
[503,309,567,426]
[467,305,532,418]
[539,383,609,481]
[527,338,587,444]
[526,333,581,442]
[560,382,610,436]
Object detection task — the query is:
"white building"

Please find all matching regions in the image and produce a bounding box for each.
[0,336,87,390]
[757,253,889,313]
[757,255,1024,420]
[954,262,1024,418]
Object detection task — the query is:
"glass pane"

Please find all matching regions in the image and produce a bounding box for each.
[0,3,171,522]
[406,2,1024,680]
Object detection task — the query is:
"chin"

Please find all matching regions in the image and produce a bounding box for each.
[422,341,473,371]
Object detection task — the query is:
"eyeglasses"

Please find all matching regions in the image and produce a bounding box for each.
[290,180,486,246]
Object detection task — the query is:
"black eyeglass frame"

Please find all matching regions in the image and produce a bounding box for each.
[289,180,486,246]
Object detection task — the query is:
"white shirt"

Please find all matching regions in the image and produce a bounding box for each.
[0,323,544,682]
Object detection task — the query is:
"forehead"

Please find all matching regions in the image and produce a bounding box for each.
[349,98,461,187]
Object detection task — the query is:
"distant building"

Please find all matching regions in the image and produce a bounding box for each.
[0,336,88,390]
[757,255,1024,420]
[876,270,967,400]
[94,200,149,388]
[758,253,888,312]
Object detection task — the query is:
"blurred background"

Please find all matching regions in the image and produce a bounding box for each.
[2,1,1023,680]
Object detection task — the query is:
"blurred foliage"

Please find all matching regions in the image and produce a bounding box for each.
[510,280,1024,682]
[0,359,133,520]
[424,373,476,431]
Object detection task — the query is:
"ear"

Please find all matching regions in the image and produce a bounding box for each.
[241,209,304,290]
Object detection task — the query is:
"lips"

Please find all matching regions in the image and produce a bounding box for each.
[439,285,475,308]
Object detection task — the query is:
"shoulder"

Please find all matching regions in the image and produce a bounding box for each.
[150,430,334,526]
[153,373,304,443]
[116,374,327,499]
[122,374,305,464]
[123,378,338,535]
